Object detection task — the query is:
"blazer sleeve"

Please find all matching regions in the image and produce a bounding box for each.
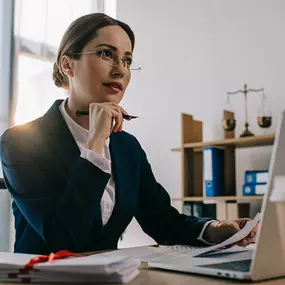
[135,141,212,246]
[0,133,110,252]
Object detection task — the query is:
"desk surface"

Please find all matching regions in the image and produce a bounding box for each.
[127,266,285,285]
[2,266,283,285]
[129,266,285,285]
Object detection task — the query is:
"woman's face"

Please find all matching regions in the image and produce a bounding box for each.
[67,25,132,106]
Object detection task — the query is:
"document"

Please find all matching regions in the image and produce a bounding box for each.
[102,213,259,263]
[101,246,173,262]
[0,252,140,284]
[199,245,251,257]
[191,212,260,257]
[97,212,259,267]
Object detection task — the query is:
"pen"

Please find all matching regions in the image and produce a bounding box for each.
[76,110,138,121]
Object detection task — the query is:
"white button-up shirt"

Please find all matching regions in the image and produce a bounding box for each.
[59,99,115,225]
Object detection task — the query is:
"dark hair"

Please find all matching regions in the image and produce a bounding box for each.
[52,13,135,90]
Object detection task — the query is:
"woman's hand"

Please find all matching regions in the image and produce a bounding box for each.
[86,102,128,155]
[203,218,258,246]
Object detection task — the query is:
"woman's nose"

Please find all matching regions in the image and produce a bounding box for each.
[110,64,125,78]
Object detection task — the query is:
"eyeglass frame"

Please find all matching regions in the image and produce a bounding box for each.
[65,50,141,72]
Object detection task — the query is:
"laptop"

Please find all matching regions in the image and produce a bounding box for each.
[149,110,285,281]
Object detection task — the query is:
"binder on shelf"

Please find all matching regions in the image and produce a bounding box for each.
[243,183,267,196]
[203,147,224,197]
[183,202,203,217]
[192,202,203,217]
[202,203,216,219]
[245,170,269,184]
[183,202,193,216]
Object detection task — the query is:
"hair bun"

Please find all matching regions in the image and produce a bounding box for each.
[52,63,69,90]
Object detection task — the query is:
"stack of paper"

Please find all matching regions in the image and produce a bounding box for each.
[0,252,140,283]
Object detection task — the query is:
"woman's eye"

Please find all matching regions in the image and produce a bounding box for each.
[123,58,132,66]
[101,50,113,59]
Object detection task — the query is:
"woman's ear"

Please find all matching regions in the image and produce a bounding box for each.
[61,55,74,78]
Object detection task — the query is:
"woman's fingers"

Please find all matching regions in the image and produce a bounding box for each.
[112,106,128,131]
[235,225,258,247]
[111,108,123,132]
[111,105,126,132]
[236,239,248,247]
[119,106,128,116]
[89,102,126,133]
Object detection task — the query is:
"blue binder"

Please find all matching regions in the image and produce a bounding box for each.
[203,147,224,197]
[242,183,267,196]
[245,170,269,184]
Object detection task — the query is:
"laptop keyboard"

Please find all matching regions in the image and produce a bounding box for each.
[198,259,252,272]
[166,245,204,254]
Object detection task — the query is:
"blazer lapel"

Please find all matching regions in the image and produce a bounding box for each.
[40,100,80,177]
[103,132,138,242]
[109,132,123,211]
[41,100,104,232]
[109,132,137,216]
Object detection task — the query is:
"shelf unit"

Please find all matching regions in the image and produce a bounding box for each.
[172,196,264,202]
[171,112,274,218]
[171,134,274,152]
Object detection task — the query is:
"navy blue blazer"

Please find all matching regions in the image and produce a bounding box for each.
[0,100,211,254]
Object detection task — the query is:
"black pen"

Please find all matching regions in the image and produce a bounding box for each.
[76,110,138,121]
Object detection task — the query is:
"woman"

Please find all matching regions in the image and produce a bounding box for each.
[0,13,256,254]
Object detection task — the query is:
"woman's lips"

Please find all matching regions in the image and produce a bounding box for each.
[103,83,122,94]
[104,84,121,93]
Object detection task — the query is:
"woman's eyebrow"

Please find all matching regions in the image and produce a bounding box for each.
[95,44,133,56]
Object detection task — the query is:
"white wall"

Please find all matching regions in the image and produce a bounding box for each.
[117,0,285,247]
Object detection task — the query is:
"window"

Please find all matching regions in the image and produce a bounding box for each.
[13,0,107,125]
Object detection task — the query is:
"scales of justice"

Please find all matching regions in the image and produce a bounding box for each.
[222,84,272,137]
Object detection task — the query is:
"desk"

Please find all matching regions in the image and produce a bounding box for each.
[0,251,283,284]
[80,248,285,285]
[125,266,285,285]
[128,265,285,285]
[1,266,283,285]
[0,189,281,285]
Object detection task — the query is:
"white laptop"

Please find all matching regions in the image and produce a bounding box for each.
[149,110,285,281]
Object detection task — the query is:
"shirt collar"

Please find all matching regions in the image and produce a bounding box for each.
[59,98,110,147]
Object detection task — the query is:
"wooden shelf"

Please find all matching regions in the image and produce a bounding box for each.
[172,133,275,151]
[173,112,271,219]
[172,196,264,202]
[171,147,181,152]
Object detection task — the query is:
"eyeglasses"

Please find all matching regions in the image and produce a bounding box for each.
[67,50,141,72]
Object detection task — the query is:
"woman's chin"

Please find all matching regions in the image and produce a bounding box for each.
[101,95,123,104]
[86,93,123,104]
